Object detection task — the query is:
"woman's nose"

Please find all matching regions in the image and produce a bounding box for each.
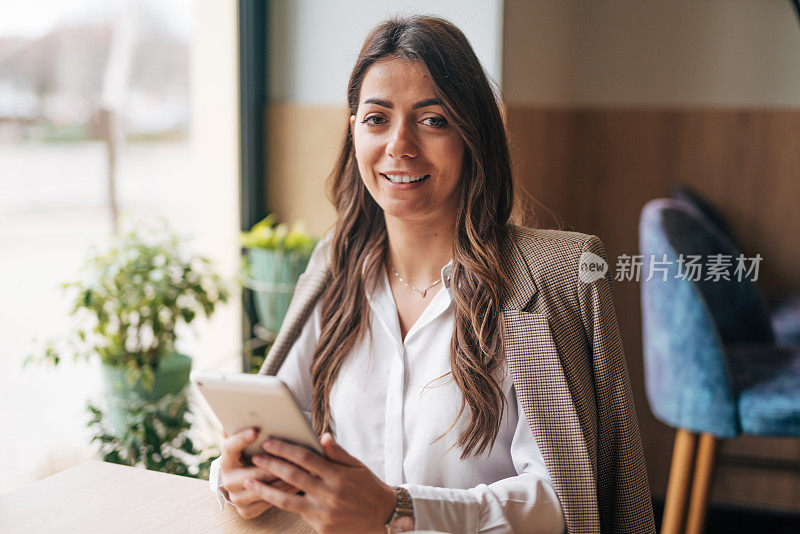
[386,121,418,159]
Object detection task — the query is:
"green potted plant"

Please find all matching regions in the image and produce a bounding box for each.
[241,214,316,335]
[26,222,228,478]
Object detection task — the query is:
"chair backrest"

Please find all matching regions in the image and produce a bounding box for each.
[639,198,774,436]
[670,185,743,252]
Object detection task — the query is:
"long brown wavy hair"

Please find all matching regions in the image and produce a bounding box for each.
[310,15,515,458]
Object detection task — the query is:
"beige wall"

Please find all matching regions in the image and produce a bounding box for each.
[266,103,341,236]
[504,0,800,107]
[268,0,504,105]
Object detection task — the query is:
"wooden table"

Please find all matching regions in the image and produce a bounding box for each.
[0,460,314,533]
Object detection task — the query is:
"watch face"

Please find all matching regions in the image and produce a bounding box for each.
[389,516,415,533]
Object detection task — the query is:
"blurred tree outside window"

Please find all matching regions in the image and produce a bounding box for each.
[0,0,202,493]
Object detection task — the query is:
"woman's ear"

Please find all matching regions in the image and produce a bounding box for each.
[349,114,355,131]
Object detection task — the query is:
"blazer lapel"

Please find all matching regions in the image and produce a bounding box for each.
[502,231,538,312]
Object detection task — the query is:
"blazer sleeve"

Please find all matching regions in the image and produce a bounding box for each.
[576,235,655,534]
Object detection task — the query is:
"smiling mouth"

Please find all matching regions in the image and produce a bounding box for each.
[381,173,430,184]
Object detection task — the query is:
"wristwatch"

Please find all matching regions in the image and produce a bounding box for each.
[385,486,415,533]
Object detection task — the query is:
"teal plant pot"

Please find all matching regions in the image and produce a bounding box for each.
[246,248,310,333]
[100,352,192,433]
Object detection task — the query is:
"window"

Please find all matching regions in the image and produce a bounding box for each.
[0,0,199,493]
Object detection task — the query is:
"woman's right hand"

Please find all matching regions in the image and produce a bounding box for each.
[219,427,295,519]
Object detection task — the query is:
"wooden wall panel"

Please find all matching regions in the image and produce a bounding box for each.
[507,106,800,511]
[265,103,343,235]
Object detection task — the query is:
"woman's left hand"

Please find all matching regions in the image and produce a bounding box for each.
[244,433,397,534]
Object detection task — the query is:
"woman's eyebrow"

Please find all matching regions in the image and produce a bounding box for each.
[362,97,443,109]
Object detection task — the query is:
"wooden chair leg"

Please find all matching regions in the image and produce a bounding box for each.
[661,428,698,534]
[685,433,718,534]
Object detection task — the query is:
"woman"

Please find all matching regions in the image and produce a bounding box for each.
[211,15,654,534]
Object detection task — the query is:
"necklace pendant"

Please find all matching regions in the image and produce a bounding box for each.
[388,260,446,300]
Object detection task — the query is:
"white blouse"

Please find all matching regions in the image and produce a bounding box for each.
[212,262,565,533]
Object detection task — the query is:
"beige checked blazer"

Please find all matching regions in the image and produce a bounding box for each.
[259,225,655,533]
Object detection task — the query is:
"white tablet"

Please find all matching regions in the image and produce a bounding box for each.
[190,371,323,462]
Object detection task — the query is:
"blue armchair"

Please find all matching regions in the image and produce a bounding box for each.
[639,198,800,534]
[671,185,800,347]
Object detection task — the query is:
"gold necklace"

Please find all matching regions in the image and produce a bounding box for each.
[389,261,442,298]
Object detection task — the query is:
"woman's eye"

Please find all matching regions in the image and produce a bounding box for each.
[361,115,447,128]
[421,116,448,128]
[362,115,386,126]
